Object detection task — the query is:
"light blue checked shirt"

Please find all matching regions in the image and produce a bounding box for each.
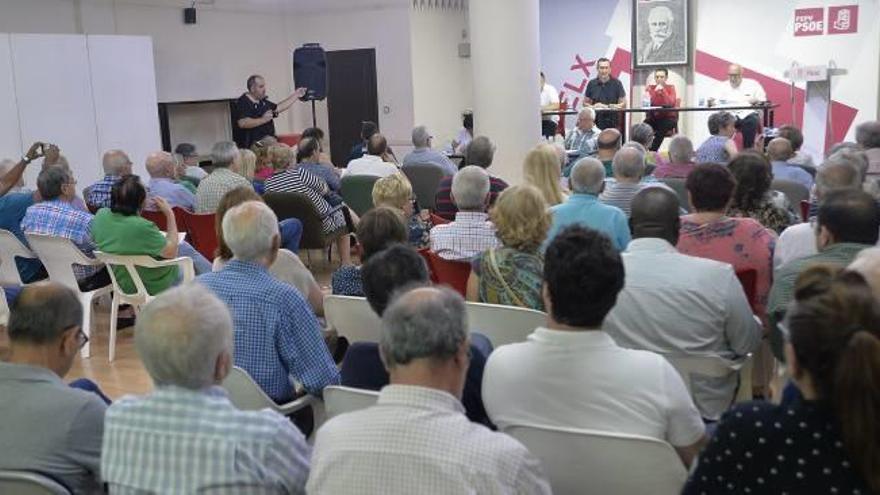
[101,385,310,494]
[197,260,340,402]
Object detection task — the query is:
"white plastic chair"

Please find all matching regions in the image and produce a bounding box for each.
[465,302,547,348]
[25,234,112,358]
[324,295,382,344]
[323,385,380,420]
[0,470,71,495]
[506,423,688,495]
[0,229,38,286]
[0,286,8,326]
[221,366,317,416]
[93,251,194,361]
[661,353,754,403]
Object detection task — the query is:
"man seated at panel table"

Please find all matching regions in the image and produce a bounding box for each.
[308,285,551,494]
[483,226,707,467]
[642,67,679,151]
[708,63,767,149]
[430,166,498,261]
[562,107,601,177]
[603,188,761,421]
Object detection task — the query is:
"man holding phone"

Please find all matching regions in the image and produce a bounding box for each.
[234,75,307,149]
[1,142,45,198]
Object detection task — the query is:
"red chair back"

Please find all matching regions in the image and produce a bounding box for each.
[430,213,451,226]
[140,209,167,230]
[277,133,302,147]
[736,268,758,314]
[555,96,568,137]
[418,248,439,283]
[800,200,811,221]
[179,209,217,259]
[424,250,471,296]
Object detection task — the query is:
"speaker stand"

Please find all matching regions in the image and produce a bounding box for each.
[311,100,317,129]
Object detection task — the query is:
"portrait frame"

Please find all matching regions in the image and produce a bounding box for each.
[632,0,690,69]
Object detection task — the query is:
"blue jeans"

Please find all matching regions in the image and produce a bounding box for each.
[69,378,112,405]
[279,218,303,253]
[178,240,212,275]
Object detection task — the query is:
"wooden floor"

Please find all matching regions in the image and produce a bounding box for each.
[67,254,338,400]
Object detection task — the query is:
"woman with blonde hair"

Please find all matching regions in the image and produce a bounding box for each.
[372,172,432,249]
[523,143,566,206]
[466,184,549,310]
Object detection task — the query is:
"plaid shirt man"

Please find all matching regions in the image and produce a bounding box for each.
[195,168,252,213]
[197,260,340,402]
[429,211,499,261]
[86,174,120,208]
[21,199,100,280]
[102,386,310,494]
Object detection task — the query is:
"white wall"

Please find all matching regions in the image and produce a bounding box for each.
[410,7,472,150]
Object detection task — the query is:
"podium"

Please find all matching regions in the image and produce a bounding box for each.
[783,64,847,159]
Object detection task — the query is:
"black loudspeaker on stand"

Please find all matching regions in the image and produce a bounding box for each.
[293,43,327,129]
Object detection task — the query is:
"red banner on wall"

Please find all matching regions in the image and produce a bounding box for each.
[827,5,858,34]
[794,8,825,36]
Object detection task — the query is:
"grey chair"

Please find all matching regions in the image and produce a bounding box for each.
[771,179,810,210]
[402,163,446,211]
[657,177,690,212]
[0,471,71,495]
[340,175,379,217]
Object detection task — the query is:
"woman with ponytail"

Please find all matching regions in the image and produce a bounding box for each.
[684,264,880,494]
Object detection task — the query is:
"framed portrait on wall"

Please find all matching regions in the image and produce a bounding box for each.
[633,0,689,68]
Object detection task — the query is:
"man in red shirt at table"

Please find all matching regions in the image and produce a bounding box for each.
[643,67,679,151]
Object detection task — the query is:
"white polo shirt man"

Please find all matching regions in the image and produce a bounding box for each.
[342,153,398,178]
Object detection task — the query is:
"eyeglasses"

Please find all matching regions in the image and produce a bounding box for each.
[69,326,89,350]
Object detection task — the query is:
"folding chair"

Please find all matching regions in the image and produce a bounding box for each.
[324,295,382,344]
[176,209,216,259]
[465,301,546,347]
[422,250,470,296]
[323,385,380,420]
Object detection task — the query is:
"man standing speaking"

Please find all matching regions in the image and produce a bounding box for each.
[234,75,307,148]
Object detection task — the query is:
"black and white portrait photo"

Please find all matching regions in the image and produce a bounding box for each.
[633,0,689,68]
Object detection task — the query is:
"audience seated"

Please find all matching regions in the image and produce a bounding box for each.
[768,137,814,190]
[372,172,431,249]
[300,126,335,166]
[595,128,622,177]
[22,165,111,291]
[343,134,399,178]
[264,145,352,265]
[101,283,310,494]
[430,166,498,261]
[345,243,493,425]
[848,246,880,298]
[768,189,880,358]
[0,282,106,493]
[547,157,630,250]
[483,226,707,466]
[777,125,816,170]
[144,151,196,211]
[467,184,548,310]
[92,175,212,294]
[775,159,863,268]
[856,120,880,179]
[87,149,132,209]
[236,148,257,184]
[212,187,317,314]
[296,137,343,206]
[684,266,880,494]
[402,125,457,176]
[332,206,407,296]
[523,143,566,207]
[629,122,660,167]
[562,107,600,176]
[195,141,253,213]
[346,120,379,163]
[653,135,696,179]
[0,178,44,284]
[728,150,798,233]
[256,143,291,182]
[308,285,551,494]
[599,146,649,217]
[174,142,207,181]
[433,136,508,221]
[677,164,775,316]
[695,111,738,164]
[451,111,474,155]
[603,188,760,420]
[197,201,339,402]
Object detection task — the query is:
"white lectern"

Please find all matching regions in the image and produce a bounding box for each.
[783,64,847,159]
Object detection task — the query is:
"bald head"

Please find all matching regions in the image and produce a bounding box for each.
[570,157,606,194]
[767,138,793,162]
[630,187,681,245]
[727,64,743,88]
[597,128,622,160]
[367,133,388,157]
[849,248,880,300]
[612,147,646,182]
[8,281,82,346]
[145,151,176,179]
[815,162,862,199]
[102,149,132,176]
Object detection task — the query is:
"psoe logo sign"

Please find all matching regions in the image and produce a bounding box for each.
[827,5,858,35]
[794,7,824,36]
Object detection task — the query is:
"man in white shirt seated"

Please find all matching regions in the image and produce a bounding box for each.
[307,285,551,494]
[401,125,457,176]
[775,157,864,268]
[483,226,707,467]
[343,133,399,178]
[101,283,311,494]
[540,71,560,138]
[708,63,766,149]
[603,188,761,420]
[767,137,813,191]
[430,165,499,260]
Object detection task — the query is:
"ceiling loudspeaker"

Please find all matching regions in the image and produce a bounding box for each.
[183,7,197,24]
